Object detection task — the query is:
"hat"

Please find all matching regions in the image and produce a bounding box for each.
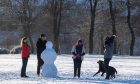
[41,34,46,37]
[78,39,82,43]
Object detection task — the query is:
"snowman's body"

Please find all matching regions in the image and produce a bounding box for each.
[41,41,57,77]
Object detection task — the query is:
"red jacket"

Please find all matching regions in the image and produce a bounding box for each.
[21,43,30,58]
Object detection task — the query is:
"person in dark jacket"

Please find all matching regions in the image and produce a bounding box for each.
[21,37,30,78]
[71,39,85,78]
[36,34,47,76]
[104,35,116,79]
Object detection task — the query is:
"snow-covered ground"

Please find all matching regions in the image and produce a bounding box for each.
[0,54,140,84]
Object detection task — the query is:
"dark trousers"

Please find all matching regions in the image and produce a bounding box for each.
[73,59,82,77]
[104,58,111,79]
[37,58,44,75]
[21,58,28,77]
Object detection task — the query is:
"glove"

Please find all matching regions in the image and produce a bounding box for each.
[81,56,84,60]
[72,56,76,59]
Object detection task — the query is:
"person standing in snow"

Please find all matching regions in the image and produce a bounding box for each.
[41,41,57,77]
[71,39,85,78]
[21,37,30,78]
[104,35,116,79]
[36,34,47,76]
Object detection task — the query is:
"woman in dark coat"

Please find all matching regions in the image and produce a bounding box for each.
[71,39,85,78]
[104,35,116,79]
[21,37,30,78]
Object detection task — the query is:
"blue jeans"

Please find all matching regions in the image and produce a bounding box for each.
[21,58,28,76]
[73,59,82,77]
[104,58,111,79]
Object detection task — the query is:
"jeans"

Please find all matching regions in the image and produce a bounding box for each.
[104,58,111,79]
[21,58,28,76]
[73,59,82,77]
[37,58,44,75]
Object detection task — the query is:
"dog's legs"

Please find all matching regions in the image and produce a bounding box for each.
[113,74,115,78]
[93,71,100,77]
[101,72,104,76]
[110,73,115,79]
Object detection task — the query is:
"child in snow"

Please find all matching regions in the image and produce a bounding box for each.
[71,39,85,78]
[41,41,57,78]
[21,37,30,78]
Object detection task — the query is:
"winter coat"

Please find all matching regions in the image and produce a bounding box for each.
[36,38,46,59]
[21,43,30,58]
[104,41,114,59]
[71,45,85,59]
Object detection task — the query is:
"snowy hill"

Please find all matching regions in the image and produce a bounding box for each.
[0,54,140,84]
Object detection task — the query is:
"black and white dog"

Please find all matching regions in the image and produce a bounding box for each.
[93,60,117,79]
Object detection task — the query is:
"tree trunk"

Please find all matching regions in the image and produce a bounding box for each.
[108,0,117,54]
[27,25,34,53]
[100,34,104,54]
[56,0,62,53]
[22,24,34,53]
[89,0,98,54]
[53,16,60,53]
[22,0,34,53]
[52,0,63,53]
[127,0,135,56]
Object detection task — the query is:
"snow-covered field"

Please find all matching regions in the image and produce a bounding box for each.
[0,54,140,84]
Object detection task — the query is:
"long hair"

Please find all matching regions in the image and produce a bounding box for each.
[21,37,28,46]
[75,39,83,46]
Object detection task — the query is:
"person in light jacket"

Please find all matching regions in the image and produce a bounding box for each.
[71,39,85,78]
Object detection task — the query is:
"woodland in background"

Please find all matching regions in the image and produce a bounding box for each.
[0,0,140,55]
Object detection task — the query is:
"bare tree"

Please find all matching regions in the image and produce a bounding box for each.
[49,0,64,53]
[89,0,98,54]
[9,0,46,53]
[126,0,135,56]
[108,0,117,54]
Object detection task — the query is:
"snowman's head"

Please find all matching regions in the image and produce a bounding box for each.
[46,41,53,49]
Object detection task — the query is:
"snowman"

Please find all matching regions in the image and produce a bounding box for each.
[41,41,57,78]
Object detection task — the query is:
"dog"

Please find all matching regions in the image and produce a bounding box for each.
[93,60,117,79]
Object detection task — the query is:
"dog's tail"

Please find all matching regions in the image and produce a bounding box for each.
[93,72,99,77]
[115,69,117,74]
